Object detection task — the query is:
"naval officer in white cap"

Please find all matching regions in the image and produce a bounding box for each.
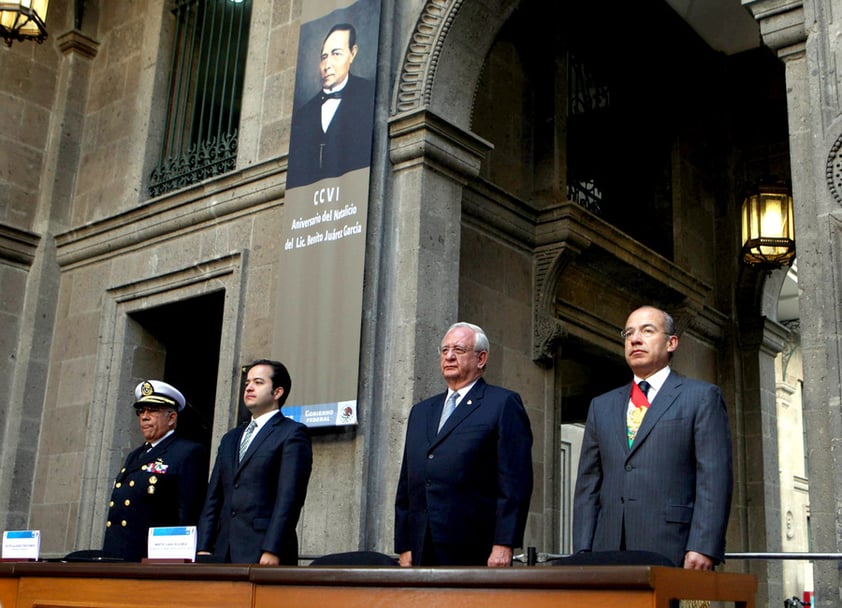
[102,380,208,561]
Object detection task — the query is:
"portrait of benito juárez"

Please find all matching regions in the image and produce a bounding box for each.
[286,21,375,190]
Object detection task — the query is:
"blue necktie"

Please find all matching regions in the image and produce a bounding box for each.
[438,392,459,433]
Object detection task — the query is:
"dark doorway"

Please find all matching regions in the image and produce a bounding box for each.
[130,290,225,449]
[558,339,629,425]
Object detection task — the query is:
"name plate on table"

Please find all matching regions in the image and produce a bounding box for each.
[147,526,196,561]
[2,530,40,560]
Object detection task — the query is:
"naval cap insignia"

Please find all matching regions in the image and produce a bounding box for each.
[141,381,154,397]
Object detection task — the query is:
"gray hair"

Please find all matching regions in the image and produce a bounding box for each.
[662,310,676,336]
[446,321,490,357]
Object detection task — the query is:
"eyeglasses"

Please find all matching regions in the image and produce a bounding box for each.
[135,405,171,416]
[440,345,478,357]
[620,326,668,341]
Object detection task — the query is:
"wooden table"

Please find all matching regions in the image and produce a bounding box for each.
[0,562,756,608]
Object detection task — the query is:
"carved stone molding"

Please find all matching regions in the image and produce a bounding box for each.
[742,0,806,60]
[529,202,712,365]
[388,109,491,181]
[532,243,584,364]
[56,30,100,59]
[396,0,461,114]
[826,133,842,206]
[54,158,286,270]
[780,319,801,377]
[0,224,40,269]
[533,311,567,365]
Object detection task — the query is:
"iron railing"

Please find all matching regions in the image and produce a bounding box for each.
[149,0,251,198]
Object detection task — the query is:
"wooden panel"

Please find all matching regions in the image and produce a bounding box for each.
[15,577,252,608]
[255,585,655,608]
[0,563,756,608]
[0,576,18,608]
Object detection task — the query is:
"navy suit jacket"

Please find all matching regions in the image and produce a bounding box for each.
[572,371,733,566]
[197,411,312,564]
[395,378,533,565]
[286,73,375,189]
[103,434,208,561]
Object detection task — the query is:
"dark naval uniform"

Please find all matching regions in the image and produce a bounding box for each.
[103,433,207,561]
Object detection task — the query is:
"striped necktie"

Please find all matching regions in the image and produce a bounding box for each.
[238,420,257,462]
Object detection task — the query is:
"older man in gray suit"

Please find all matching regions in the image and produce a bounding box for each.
[573,306,733,569]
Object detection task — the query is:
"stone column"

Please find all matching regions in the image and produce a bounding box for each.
[366,109,490,551]
[739,317,788,607]
[0,26,100,535]
[743,2,842,606]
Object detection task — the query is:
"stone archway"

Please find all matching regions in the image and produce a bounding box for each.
[374,0,527,553]
[393,0,521,126]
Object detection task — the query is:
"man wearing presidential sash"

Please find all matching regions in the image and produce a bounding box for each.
[573,306,733,569]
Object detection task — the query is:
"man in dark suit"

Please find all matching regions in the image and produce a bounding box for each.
[395,322,533,567]
[197,359,312,565]
[102,380,208,561]
[286,23,375,189]
[573,305,733,569]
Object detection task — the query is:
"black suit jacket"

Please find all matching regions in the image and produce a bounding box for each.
[286,73,375,189]
[102,434,208,561]
[394,378,533,565]
[572,371,733,566]
[197,411,312,564]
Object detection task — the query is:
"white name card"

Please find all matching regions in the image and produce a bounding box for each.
[2,530,40,560]
[147,525,196,561]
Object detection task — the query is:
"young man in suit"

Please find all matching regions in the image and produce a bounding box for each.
[197,359,312,565]
[395,322,533,567]
[573,306,733,569]
[102,380,208,561]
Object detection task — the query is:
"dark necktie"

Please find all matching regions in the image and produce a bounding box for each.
[638,380,651,399]
[320,90,343,103]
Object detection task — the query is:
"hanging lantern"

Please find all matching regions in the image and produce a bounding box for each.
[741,183,796,269]
[0,0,49,46]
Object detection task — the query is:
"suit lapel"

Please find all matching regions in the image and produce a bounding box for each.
[610,384,633,453]
[430,379,485,446]
[120,445,148,478]
[628,372,682,454]
[426,394,446,444]
[236,412,282,472]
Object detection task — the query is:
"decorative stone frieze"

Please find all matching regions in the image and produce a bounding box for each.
[826,135,842,205]
[396,0,461,113]
[532,242,582,364]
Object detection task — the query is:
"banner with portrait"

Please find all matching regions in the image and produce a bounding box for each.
[273,0,381,427]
